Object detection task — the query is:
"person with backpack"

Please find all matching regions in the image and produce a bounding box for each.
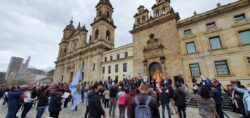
[117,85,127,118]
[103,87,110,108]
[233,83,250,118]
[173,86,186,118]
[127,83,160,118]
[160,85,171,118]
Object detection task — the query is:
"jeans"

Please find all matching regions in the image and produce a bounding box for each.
[21,102,32,118]
[177,106,186,118]
[162,103,171,118]
[119,105,126,118]
[109,98,117,117]
[6,106,18,118]
[36,107,46,118]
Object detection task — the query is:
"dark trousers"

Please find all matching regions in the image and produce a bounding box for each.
[64,98,69,108]
[84,106,89,118]
[49,111,60,118]
[15,103,23,116]
[177,106,186,118]
[104,99,109,108]
[162,103,171,118]
[119,105,126,118]
[216,104,224,118]
[21,102,32,118]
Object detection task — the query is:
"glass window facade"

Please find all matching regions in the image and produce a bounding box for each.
[115,64,119,73]
[184,29,192,36]
[234,13,246,21]
[207,22,216,29]
[102,67,105,74]
[108,66,111,74]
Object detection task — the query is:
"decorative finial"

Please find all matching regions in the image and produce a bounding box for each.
[70,16,73,25]
[77,22,81,29]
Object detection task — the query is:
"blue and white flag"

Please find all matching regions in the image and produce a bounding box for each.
[69,68,82,110]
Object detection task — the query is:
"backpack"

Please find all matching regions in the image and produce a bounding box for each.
[134,96,152,118]
[118,94,126,105]
[246,93,250,111]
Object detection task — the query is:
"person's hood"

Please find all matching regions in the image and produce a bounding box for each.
[161,87,167,92]
[88,91,97,98]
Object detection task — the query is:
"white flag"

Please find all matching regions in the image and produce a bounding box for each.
[69,68,82,110]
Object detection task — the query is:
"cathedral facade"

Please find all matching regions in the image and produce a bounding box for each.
[54,0,250,85]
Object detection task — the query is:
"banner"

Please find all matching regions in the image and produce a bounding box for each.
[69,68,82,110]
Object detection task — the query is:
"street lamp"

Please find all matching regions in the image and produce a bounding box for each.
[160,56,165,64]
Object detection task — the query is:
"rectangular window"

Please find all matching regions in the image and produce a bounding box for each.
[125,52,128,58]
[189,63,201,77]
[110,56,113,61]
[117,54,120,60]
[115,64,119,73]
[247,57,250,64]
[215,60,230,75]
[234,13,246,21]
[239,30,250,45]
[108,76,111,80]
[209,36,222,49]
[207,22,216,30]
[186,42,196,54]
[123,63,127,72]
[93,63,95,71]
[102,67,105,74]
[108,66,111,74]
[105,57,107,62]
[184,29,192,36]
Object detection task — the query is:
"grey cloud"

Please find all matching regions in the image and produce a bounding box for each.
[0,0,238,72]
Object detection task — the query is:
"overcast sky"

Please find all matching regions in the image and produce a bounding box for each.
[0,0,237,72]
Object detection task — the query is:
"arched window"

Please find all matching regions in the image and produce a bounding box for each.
[137,18,140,24]
[106,30,111,40]
[63,48,67,53]
[142,16,146,22]
[163,7,167,14]
[107,11,110,18]
[156,9,160,17]
[98,11,102,17]
[95,29,99,40]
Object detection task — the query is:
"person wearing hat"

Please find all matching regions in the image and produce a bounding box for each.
[127,83,160,118]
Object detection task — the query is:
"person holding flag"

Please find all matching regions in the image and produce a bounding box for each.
[69,68,83,111]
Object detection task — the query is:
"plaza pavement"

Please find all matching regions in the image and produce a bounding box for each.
[0,99,241,118]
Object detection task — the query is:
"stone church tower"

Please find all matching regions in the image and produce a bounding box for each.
[54,0,116,83]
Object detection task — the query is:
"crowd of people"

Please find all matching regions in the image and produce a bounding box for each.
[0,75,250,118]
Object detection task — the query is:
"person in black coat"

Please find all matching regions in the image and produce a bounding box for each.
[49,89,62,118]
[160,86,171,118]
[88,83,106,118]
[173,87,186,118]
[36,87,49,118]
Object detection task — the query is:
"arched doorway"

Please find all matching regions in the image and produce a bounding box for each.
[149,62,162,88]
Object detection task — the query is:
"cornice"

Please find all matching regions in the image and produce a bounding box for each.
[177,0,250,27]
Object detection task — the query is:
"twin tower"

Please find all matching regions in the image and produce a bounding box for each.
[58,0,116,57]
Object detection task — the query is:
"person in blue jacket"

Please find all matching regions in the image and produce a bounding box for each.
[6,85,27,118]
[233,83,250,118]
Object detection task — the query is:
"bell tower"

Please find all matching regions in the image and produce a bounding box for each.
[90,0,116,49]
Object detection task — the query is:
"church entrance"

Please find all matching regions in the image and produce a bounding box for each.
[149,62,162,89]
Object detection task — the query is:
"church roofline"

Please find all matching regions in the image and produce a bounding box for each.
[103,43,133,54]
[177,0,250,27]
